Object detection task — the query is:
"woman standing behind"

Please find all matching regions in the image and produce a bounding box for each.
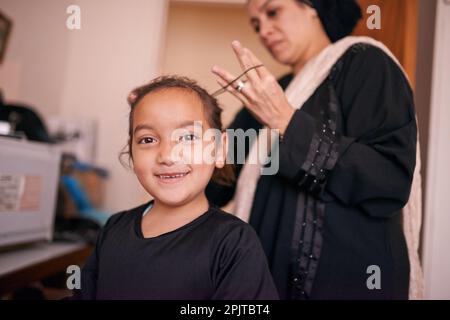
[207,0,421,300]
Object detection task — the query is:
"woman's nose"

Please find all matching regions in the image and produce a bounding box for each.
[259,20,274,42]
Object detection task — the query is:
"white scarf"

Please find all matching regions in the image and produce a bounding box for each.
[231,36,424,299]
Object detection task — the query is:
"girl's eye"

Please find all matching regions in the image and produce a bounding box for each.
[138,137,156,144]
[267,8,278,18]
[253,23,260,34]
[180,134,199,143]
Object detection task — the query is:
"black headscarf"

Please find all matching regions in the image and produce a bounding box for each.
[302,0,362,42]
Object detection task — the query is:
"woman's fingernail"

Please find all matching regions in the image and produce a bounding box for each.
[232,40,241,48]
[212,66,218,72]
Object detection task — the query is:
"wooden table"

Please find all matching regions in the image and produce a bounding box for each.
[0,242,92,296]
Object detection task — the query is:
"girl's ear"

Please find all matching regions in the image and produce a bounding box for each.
[129,144,135,171]
[215,131,228,169]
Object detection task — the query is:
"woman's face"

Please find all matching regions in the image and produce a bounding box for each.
[247,0,317,67]
[131,89,226,207]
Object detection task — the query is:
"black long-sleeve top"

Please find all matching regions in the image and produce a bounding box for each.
[71,202,279,300]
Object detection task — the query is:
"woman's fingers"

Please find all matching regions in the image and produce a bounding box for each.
[231,41,260,84]
[212,65,253,99]
[216,78,250,106]
[211,65,239,87]
[232,41,277,91]
[211,41,292,130]
[245,47,273,80]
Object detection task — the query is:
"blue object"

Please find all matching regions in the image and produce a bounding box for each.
[61,175,109,226]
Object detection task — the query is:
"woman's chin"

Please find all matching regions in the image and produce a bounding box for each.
[271,51,294,67]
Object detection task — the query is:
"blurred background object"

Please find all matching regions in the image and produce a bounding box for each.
[0,136,60,248]
[46,117,98,163]
[0,9,12,65]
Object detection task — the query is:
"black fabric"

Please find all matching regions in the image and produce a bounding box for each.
[0,104,53,143]
[306,0,362,42]
[207,44,416,300]
[71,201,279,300]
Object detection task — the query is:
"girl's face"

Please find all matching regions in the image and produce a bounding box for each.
[247,0,318,67]
[131,89,226,207]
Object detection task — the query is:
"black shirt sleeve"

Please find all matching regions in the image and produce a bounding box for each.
[277,45,417,218]
[211,223,279,300]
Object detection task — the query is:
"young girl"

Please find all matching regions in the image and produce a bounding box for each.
[71,76,278,300]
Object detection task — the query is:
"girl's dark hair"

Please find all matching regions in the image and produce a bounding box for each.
[299,0,362,42]
[119,75,235,186]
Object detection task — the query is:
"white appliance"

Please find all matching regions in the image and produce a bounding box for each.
[0,136,61,248]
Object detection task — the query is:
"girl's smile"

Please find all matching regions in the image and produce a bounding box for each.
[154,171,191,185]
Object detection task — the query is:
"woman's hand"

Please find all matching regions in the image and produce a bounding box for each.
[212,41,295,135]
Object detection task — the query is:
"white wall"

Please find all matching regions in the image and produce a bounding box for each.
[58,0,168,212]
[0,0,71,115]
[0,0,168,212]
[422,0,450,300]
